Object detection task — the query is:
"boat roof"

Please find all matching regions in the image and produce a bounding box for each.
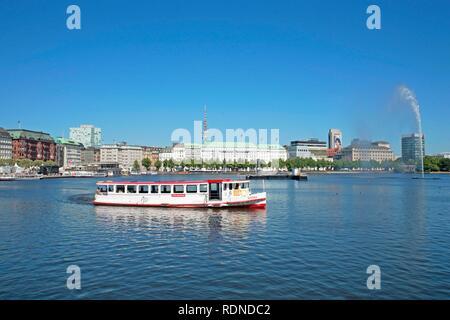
[96,179,249,185]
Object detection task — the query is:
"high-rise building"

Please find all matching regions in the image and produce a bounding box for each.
[69,125,102,148]
[0,127,13,160]
[7,129,56,161]
[401,133,425,164]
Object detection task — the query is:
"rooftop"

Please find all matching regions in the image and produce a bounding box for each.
[0,127,11,139]
[7,129,54,142]
[55,137,84,146]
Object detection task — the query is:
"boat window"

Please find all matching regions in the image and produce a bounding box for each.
[127,185,137,193]
[173,185,184,193]
[151,185,159,193]
[244,183,249,189]
[161,185,171,193]
[234,183,239,189]
[108,185,114,192]
[240,183,246,189]
[186,185,197,193]
[210,184,218,191]
[199,184,208,193]
[229,183,232,190]
[223,184,227,191]
[97,185,107,192]
[139,185,149,194]
[116,185,125,193]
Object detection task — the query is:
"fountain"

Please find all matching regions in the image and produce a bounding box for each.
[398,85,424,178]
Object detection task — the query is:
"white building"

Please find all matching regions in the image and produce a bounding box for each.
[100,144,143,170]
[0,127,12,160]
[288,139,330,161]
[160,142,287,164]
[69,124,102,148]
[436,152,450,159]
[339,139,395,162]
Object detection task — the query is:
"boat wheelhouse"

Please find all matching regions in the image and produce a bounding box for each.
[93,179,266,208]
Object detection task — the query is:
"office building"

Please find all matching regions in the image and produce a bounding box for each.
[69,124,102,148]
[401,133,425,164]
[55,137,83,168]
[100,144,143,170]
[288,139,329,160]
[338,139,395,162]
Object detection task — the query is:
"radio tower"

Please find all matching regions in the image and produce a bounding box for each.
[203,105,208,144]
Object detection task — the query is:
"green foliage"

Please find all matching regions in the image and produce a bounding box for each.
[154,160,162,170]
[0,159,58,168]
[141,158,152,170]
[132,160,141,172]
[423,156,450,172]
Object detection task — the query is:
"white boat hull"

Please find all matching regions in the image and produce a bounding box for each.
[93,192,266,208]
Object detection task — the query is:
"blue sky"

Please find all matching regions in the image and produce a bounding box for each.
[1,0,449,154]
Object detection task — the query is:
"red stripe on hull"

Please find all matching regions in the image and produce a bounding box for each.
[92,198,266,209]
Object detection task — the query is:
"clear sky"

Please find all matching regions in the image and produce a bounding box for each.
[1,0,449,154]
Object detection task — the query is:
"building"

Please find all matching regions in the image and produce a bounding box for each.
[100,144,143,170]
[401,133,425,164]
[143,146,164,164]
[7,129,56,161]
[81,147,101,165]
[160,142,287,164]
[55,137,83,168]
[288,139,329,160]
[327,129,343,157]
[69,124,102,148]
[338,139,395,162]
[328,129,343,150]
[0,128,12,160]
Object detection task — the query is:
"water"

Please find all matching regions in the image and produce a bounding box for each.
[0,174,449,299]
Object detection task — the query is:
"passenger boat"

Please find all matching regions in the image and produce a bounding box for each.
[93,179,266,208]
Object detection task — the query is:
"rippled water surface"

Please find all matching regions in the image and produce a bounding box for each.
[0,174,449,299]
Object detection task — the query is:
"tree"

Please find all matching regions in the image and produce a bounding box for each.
[440,158,450,171]
[132,160,141,172]
[167,159,175,170]
[141,158,151,171]
[155,160,162,171]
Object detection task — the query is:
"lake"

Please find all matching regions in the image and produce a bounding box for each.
[0,173,449,299]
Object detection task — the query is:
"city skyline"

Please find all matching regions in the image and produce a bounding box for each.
[1,1,449,154]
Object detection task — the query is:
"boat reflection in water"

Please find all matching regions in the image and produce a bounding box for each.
[94,205,267,239]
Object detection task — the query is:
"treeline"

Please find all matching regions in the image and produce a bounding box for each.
[136,156,450,172]
[279,158,401,170]
[138,157,403,171]
[0,159,57,168]
[139,159,272,171]
[423,156,450,172]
